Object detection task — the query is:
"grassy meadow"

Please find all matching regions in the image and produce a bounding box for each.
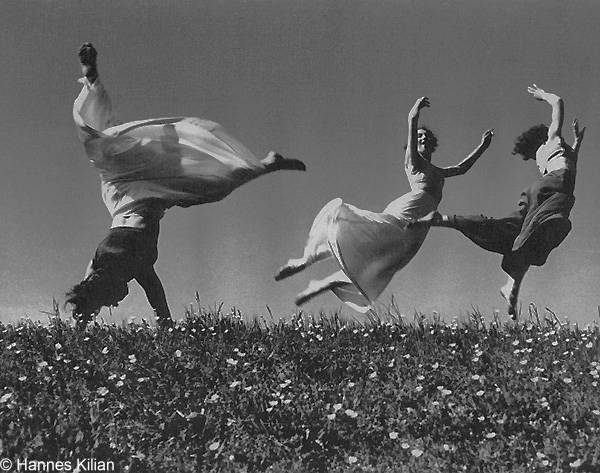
[1,303,599,472]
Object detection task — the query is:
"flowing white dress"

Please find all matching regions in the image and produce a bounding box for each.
[300,160,444,312]
[73,77,267,221]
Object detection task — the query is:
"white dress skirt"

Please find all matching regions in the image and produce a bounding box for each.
[301,176,441,313]
[73,77,267,219]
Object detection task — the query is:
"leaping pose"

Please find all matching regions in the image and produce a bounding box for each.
[275,96,493,312]
[67,43,305,326]
[414,85,585,318]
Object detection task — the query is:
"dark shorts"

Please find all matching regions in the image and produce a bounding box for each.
[454,169,575,274]
[92,224,159,283]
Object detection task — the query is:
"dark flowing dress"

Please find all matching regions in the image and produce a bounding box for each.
[448,138,576,275]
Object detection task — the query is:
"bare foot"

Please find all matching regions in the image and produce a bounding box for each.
[78,43,98,81]
[295,280,322,306]
[263,152,306,172]
[274,259,307,281]
[499,284,517,319]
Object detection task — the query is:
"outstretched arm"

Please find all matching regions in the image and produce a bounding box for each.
[135,267,171,320]
[406,97,430,170]
[438,129,494,178]
[572,118,586,154]
[73,42,115,142]
[527,84,564,141]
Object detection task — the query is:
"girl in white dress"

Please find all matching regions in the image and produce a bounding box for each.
[276,97,493,312]
[67,43,305,326]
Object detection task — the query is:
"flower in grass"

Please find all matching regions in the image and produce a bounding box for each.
[137,377,149,383]
[411,448,423,457]
[415,385,423,392]
[592,409,600,416]
[230,381,241,388]
[55,342,62,350]
[531,377,539,383]
[476,390,485,396]
[441,389,452,396]
[208,441,220,451]
[97,386,109,396]
[471,374,480,381]
[0,393,13,403]
[485,432,496,439]
[369,372,378,379]
[348,382,356,388]
[563,377,572,384]
[101,347,109,355]
[128,354,137,364]
[401,442,410,449]
[348,456,358,464]
[389,432,399,440]
[345,409,358,418]
[226,358,238,366]
[333,403,342,411]
[569,459,583,468]
[116,381,124,387]
[327,413,336,420]
[174,349,182,358]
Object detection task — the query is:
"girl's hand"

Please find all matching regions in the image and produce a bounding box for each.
[481,128,494,148]
[409,96,430,116]
[572,118,586,140]
[527,83,547,101]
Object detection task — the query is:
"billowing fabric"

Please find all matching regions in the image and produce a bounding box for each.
[73,78,265,221]
[452,168,575,275]
[301,160,444,312]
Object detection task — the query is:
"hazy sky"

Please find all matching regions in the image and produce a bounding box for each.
[1,0,599,324]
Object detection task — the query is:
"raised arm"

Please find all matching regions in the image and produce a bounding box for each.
[73,43,115,143]
[572,118,586,155]
[406,97,430,170]
[527,84,564,141]
[438,129,494,178]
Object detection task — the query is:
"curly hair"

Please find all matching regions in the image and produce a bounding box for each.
[65,269,129,323]
[512,124,548,161]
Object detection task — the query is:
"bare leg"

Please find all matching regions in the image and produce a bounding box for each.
[295,274,349,306]
[275,246,331,281]
[261,151,306,172]
[135,266,173,326]
[79,43,98,83]
[500,265,529,319]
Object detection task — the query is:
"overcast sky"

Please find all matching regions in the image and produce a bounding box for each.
[1,0,599,324]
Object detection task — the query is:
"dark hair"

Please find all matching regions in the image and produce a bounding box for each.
[65,269,129,324]
[512,124,548,160]
[404,126,439,152]
[419,126,438,153]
